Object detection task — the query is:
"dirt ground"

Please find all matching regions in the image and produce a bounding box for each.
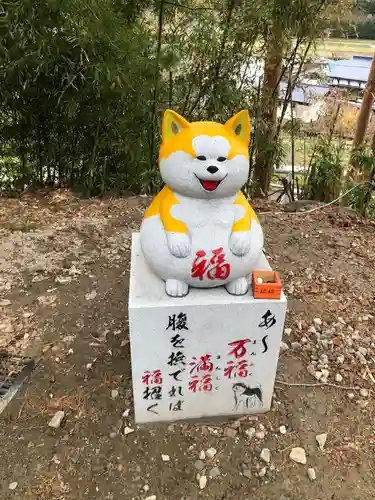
[0,191,374,500]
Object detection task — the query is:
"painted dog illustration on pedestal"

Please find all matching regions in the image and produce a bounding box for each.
[232,382,263,411]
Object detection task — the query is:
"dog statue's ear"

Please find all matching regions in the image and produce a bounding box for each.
[162,110,190,142]
[225,110,250,146]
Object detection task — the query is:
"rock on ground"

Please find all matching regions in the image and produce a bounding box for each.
[289,447,307,464]
[258,467,267,478]
[209,466,221,478]
[360,388,369,398]
[199,475,207,489]
[245,427,256,439]
[260,448,271,464]
[280,341,289,352]
[194,460,205,471]
[307,468,316,481]
[206,447,217,459]
[316,433,327,451]
[48,410,65,429]
[224,427,237,438]
[255,430,265,439]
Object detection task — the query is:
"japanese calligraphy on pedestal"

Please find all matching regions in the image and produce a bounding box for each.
[137,305,281,422]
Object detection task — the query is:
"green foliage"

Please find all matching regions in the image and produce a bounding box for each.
[345,147,375,215]
[358,0,375,15]
[305,138,344,202]
[0,0,354,196]
[355,19,375,39]
[1,0,155,195]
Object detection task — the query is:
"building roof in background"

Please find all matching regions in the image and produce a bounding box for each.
[327,56,372,83]
[279,82,330,104]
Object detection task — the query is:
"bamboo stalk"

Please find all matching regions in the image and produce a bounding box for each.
[150,0,165,166]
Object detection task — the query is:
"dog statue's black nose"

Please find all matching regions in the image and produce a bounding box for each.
[207,165,219,174]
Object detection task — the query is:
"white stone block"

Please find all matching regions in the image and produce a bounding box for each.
[129,233,287,424]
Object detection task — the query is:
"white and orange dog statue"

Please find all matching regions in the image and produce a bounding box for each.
[140,109,264,297]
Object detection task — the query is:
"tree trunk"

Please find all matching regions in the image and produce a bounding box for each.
[252,25,283,197]
[353,53,375,149]
[348,53,375,182]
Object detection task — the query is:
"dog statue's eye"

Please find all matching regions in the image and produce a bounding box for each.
[196,155,207,161]
[217,156,226,162]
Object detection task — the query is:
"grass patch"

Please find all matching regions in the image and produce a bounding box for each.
[314,38,375,58]
[280,133,352,167]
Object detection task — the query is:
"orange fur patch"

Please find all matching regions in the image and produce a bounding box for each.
[159,121,249,163]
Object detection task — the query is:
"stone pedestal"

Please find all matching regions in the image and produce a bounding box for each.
[129,233,287,424]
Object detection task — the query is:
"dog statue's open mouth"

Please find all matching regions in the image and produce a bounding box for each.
[196,175,227,192]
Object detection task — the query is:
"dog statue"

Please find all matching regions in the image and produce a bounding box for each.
[140,109,263,297]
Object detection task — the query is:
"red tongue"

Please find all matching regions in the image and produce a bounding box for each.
[201,180,218,191]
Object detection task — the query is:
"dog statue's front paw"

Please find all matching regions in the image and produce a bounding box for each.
[225,277,249,296]
[166,232,191,258]
[229,231,251,257]
[165,279,189,297]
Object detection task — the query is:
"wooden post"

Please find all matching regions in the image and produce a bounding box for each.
[353,53,375,149]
